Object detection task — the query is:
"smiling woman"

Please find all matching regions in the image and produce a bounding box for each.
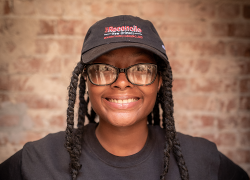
[0,15,249,180]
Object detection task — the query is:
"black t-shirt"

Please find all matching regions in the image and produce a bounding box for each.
[0,124,249,180]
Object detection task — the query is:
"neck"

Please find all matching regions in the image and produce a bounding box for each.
[95,119,148,157]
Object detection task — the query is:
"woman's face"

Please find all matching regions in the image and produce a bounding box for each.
[87,47,162,128]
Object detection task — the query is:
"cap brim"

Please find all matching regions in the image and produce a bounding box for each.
[81,42,168,64]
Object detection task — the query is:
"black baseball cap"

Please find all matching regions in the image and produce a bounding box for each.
[81,15,168,64]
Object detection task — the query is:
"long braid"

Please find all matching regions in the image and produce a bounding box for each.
[158,61,189,180]
[152,97,160,126]
[65,62,84,180]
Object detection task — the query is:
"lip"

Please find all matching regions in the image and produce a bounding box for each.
[102,95,141,109]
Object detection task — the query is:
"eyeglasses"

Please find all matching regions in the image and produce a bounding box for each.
[85,63,157,86]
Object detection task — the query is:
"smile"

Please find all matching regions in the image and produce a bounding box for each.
[106,98,139,104]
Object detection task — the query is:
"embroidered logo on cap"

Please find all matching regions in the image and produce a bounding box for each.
[104,25,143,39]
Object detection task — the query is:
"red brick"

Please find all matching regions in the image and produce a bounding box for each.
[186,95,215,111]
[0,94,9,103]
[62,57,79,80]
[243,5,250,19]
[208,59,250,76]
[36,0,63,16]
[216,96,238,112]
[50,115,65,128]
[174,114,189,133]
[0,115,20,127]
[174,95,189,110]
[29,113,46,129]
[218,115,238,130]
[0,75,34,92]
[13,0,35,15]
[169,59,191,75]
[57,20,88,35]
[232,24,250,38]
[226,149,250,164]
[211,23,229,37]
[239,115,250,129]
[57,20,75,35]
[0,1,3,15]
[3,0,11,14]
[117,2,141,16]
[228,42,250,57]
[191,60,210,75]
[38,20,54,35]
[5,41,16,52]
[239,96,250,110]
[0,61,8,73]
[166,2,215,19]
[240,131,250,147]
[40,57,61,74]
[0,133,8,146]
[10,56,61,74]
[22,131,44,144]
[178,41,225,56]
[211,23,250,38]
[172,78,188,93]
[217,3,240,19]
[16,94,62,109]
[160,22,206,38]
[192,115,215,128]
[76,39,84,54]
[63,0,88,17]
[234,60,250,75]
[91,2,114,16]
[141,2,165,17]
[217,132,236,146]
[240,78,250,93]
[10,57,42,73]
[162,41,178,57]
[191,78,237,93]
[35,39,75,54]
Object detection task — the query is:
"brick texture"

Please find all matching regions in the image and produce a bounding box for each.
[0,0,250,176]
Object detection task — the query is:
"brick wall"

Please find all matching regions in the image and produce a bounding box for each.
[0,0,250,175]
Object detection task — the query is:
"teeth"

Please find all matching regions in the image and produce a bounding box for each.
[107,98,138,104]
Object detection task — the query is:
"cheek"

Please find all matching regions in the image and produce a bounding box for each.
[140,84,159,108]
[87,82,103,110]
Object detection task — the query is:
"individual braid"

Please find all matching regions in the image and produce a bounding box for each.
[65,61,85,180]
[158,60,189,180]
[152,97,160,126]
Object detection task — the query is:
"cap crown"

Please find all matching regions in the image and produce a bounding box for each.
[81,15,167,57]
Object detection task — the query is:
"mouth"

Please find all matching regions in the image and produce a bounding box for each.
[105,98,139,104]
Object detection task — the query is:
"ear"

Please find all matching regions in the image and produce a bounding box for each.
[157,75,162,92]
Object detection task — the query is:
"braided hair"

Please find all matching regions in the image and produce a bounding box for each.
[65,57,189,180]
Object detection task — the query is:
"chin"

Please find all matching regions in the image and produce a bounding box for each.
[104,113,142,128]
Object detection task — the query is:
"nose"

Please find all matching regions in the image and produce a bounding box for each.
[111,72,133,90]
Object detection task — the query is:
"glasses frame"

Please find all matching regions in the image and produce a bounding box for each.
[85,63,158,86]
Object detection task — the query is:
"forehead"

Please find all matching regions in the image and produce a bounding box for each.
[92,47,156,67]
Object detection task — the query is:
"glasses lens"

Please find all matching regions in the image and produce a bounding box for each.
[127,64,157,85]
[87,64,117,85]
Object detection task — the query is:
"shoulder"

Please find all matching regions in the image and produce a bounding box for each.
[150,125,218,154]
[23,131,66,153]
[21,131,71,179]
[177,132,218,156]
[150,127,221,179]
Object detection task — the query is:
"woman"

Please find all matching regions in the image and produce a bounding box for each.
[0,15,249,180]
